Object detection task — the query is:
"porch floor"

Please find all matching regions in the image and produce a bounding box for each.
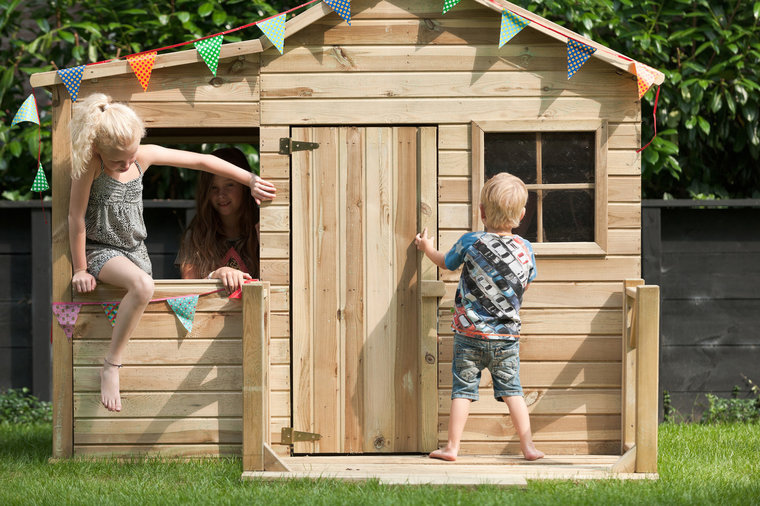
[241,454,658,486]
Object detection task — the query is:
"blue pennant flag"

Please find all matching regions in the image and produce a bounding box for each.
[567,39,596,79]
[325,0,351,25]
[259,14,286,54]
[500,11,529,48]
[167,295,199,333]
[57,65,86,102]
[11,94,40,126]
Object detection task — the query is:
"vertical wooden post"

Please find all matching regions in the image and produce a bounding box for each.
[31,207,52,401]
[635,285,660,473]
[621,279,643,453]
[470,122,484,232]
[51,86,73,458]
[417,127,438,452]
[242,282,269,471]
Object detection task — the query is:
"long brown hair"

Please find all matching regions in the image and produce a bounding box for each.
[179,148,259,277]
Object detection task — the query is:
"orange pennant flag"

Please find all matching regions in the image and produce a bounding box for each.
[635,61,658,99]
[127,51,158,91]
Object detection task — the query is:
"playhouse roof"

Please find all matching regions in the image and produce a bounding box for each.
[30,0,664,89]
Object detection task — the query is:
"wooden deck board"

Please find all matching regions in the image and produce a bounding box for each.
[241,455,657,485]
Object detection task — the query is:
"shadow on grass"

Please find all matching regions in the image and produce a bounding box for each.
[0,423,51,461]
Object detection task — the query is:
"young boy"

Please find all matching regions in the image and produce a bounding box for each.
[415,172,544,461]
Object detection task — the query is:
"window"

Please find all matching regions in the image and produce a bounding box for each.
[472,120,608,256]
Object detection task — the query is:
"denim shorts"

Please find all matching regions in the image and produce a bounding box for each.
[451,334,523,402]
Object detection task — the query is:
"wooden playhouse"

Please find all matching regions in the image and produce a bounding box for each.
[32,0,663,483]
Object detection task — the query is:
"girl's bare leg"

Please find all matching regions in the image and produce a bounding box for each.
[504,395,544,460]
[96,257,154,412]
[429,397,471,461]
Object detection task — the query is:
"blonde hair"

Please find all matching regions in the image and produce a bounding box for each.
[480,172,528,230]
[70,93,145,179]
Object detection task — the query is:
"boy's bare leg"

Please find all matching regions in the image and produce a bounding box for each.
[97,257,154,412]
[430,397,471,461]
[504,395,545,460]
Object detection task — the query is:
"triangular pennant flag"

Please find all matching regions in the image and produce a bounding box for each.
[167,295,199,333]
[442,0,460,14]
[57,65,86,102]
[52,303,82,341]
[127,51,158,91]
[31,163,49,192]
[228,279,259,300]
[194,35,224,76]
[324,0,351,25]
[101,303,119,327]
[11,94,40,126]
[635,61,658,99]
[499,10,529,48]
[567,39,596,79]
[258,14,286,54]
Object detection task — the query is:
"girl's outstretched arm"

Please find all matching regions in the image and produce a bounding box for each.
[137,145,276,204]
[68,171,97,293]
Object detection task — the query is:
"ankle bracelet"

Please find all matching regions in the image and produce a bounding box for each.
[104,358,123,368]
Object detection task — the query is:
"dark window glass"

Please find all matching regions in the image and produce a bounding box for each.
[541,132,595,184]
[514,191,538,242]
[542,190,594,242]
[484,133,536,183]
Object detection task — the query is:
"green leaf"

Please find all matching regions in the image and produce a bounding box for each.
[8,141,22,157]
[198,3,214,17]
[710,93,722,113]
[212,9,227,25]
[176,11,190,24]
[697,116,710,135]
[754,2,760,19]
[58,30,75,43]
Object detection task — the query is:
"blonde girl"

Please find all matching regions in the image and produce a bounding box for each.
[69,93,276,412]
[177,147,260,294]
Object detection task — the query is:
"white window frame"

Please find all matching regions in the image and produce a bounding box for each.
[471,119,608,256]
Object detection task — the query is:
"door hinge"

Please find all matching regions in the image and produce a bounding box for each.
[279,138,320,155]
[277,427,322,445]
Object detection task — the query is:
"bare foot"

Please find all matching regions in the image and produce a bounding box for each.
[429,447,458,461]
[100,360,122,412]
[523,445,545,461]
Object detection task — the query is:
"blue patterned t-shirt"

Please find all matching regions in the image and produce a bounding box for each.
[444,231,536,340]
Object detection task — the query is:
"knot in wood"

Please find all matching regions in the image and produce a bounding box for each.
[209,77,224,88]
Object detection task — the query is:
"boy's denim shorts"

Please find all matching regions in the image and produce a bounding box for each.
[451,334,523,402]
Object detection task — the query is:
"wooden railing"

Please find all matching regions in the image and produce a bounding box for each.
[613,279,661,474]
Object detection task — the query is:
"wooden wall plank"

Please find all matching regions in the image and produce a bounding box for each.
[261,71,632,99]
[131,102,259,128]
[77,58,260,103]
[439,309,622,335]
[441,414,621,441]
[74,418,243,444]
[73,313,241,340]
[439,389,621,415]
[262,44,633,75]
[262,97,639,125]
[73,340,242,365]
[439,336,621,362]
[436,362,622,388]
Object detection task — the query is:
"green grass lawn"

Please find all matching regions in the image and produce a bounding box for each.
[1,423,759,505]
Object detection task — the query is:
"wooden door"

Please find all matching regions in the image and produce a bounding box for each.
[291,126,438,454]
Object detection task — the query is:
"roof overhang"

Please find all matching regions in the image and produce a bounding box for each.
[30,0,663,89]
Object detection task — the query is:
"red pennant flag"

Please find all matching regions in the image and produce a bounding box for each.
[127,51,158,91]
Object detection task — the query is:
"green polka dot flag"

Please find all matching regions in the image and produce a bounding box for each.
[31,163,49,192]
[195,35,224,76]
[259,14,286,54]
[442,0,460,14]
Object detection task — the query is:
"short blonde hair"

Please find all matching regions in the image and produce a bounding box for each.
[480,172,528,230]
[70,93,145,179]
